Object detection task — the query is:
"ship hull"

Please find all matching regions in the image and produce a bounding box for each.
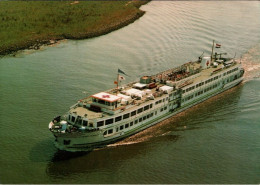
[53,76,243,152]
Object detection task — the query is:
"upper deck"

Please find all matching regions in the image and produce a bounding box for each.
[69,55,241,122]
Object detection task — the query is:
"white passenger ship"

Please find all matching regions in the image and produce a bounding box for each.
[49,42,244,151]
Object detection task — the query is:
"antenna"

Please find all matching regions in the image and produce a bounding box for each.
[211,40,215,61]
[233,52,236,59]
[199,52,204,61]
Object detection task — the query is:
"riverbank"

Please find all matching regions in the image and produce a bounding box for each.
[0,1,149,56]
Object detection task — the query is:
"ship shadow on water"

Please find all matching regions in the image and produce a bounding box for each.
[45,139,163,179]
[29,138,58,163]
[29,138,89,163]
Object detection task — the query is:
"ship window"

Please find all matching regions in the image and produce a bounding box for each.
[103,130,107,136]
[144,105,149,111]
[155,111,157,115]
[160,108,164,112]
[150,113,154,117]
[125,123,129,128]
[98,99,105,104]
[115,116,122,122]
[120,125,124,130]
[137,107,143,114]
[123,113,130,119]
[108,129,113,134]
[135,120,138,124]
[139,117,143,122]
[83,120,88,126]
[71,116,75,122]
[131,111,136,116]
[143,116,147,120]
[163,99,165,102]
[164,106,167,110]
[97,121,104,127]
[159,100,162,103]
[202,82,204,85]
[68,115,71,121]
[147,114,150,119]
[116,127,119,132]
[166,97,168,101]
[89,123,93,127]
[150,104,153,108]
[130,122,133,126]
[196,84,199,88]
[105,118,113,125]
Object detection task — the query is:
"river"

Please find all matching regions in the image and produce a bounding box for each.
[0,1,259,184]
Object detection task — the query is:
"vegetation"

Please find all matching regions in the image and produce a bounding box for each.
[0,1,148,56]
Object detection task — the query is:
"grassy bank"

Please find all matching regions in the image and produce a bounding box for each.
[0,1,148,56]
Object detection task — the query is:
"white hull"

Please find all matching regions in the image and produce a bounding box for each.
[54,76,243,152]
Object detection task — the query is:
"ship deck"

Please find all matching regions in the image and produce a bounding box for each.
[69,59,239,121]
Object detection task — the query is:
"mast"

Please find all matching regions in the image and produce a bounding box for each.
[211,40,215,61]
[116,72,119,95]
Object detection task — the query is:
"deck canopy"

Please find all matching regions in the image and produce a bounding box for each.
[133,83,147,89]
[159,85,173,94]
[91,92,121,103]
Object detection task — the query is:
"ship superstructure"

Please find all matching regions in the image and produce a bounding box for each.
[49,42,244,151]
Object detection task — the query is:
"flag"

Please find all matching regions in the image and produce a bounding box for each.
[118,68,128,76]
[119,75,125,81]
[216,43,221,48]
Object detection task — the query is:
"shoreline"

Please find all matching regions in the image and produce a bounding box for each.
[0,1,149,57]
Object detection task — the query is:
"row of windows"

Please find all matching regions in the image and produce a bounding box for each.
[184,94,194,101]
[182,83,220,103]
[205,75,219,84]
[160,106,168,112]
[155,97,168,105]
[97,103,154,127]
[227,67,238,75]
[224,67,238,76]
[226,74,238,83]
[184,74,222,94]
[103,111,158,136]
[68,115,89,126]
[204,83,218,93]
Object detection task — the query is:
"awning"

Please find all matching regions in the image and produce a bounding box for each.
[91,92,121,103]
[133,83,147,89]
